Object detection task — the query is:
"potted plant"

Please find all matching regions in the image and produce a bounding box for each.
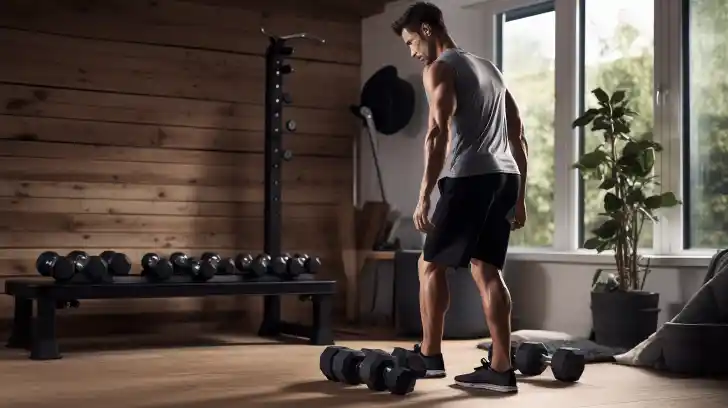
[572,87,681,350]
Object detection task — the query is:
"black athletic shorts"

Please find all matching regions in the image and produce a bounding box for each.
[422,172,520,270]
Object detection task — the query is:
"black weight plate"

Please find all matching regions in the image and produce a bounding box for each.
[359,65,415,135]
[384,366,416,395]
[515,342,548,376]
[320,346,347,382]
[332,349,366,385]
[551,348,585,382]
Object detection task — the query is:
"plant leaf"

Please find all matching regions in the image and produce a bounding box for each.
[592,219,620,239]
[604,192,622,212]
[592,116,612,132]
[599,178,616,190]
[576,150,609,169]
[592,88,610,104]
[659,192,681,207]
[584,237,603,250]
[626,189,645,205]
[613,119,630,134]
[572,108,600,128]
[610,90,627,105]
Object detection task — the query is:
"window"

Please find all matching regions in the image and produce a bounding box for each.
[496,2,556,247]
[578,0,655,249]
[683,0,728,249]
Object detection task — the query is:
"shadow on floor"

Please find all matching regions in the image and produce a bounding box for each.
[0,333,312,360]
[138,380,515,408]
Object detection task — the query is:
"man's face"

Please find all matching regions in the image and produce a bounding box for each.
[401,26,435,65]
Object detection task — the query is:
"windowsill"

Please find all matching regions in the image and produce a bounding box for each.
[506,249,715,268]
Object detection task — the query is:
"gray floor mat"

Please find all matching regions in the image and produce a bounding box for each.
[477,339,625,363]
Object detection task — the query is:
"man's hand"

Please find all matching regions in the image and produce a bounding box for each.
[511,199,527,230]
[413,197,434,233]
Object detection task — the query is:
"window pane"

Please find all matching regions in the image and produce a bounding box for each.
[580,1,654,248]
[499,7,556,247]
[684,0,728,249]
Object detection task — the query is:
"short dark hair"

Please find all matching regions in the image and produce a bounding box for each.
[391,2,445,37]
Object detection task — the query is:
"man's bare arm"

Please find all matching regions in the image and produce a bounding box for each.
[505,89,528,201]
[419,62,457,202]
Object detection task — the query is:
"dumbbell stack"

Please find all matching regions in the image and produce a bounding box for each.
[35,250,131,284]
[319,346,425,395]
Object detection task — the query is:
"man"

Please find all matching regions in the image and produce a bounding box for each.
[391,2,529,393]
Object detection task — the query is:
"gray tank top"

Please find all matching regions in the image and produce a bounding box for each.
[429,48,520,178]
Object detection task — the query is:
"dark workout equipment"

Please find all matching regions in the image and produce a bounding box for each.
[514,342,585,382]
[199,252,237,276]
[319,346,421,395]
[36,251,111,284]
[168,252,216,282]
[36,251,75,283]
[99,251,132,276]
[259,27,327,337]
[233,253,269,280]
[271,253,321,280]
[5,276,336,360]
[350,65,415,205]
[140,253,174,282]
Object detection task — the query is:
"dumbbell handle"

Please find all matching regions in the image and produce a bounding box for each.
[539,354,554,365]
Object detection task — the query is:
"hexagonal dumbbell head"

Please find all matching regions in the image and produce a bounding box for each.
[514,342,549,376]
[384,365,417,395]
[550,347,585,382]
[320,346,348,382]
[359,349,394,392]
[390,347,426,378]
[333,348,367,385]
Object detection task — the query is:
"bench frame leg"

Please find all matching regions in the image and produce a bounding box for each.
[7,297,33,349]
[258,295,281,337]
[311,294,334,345]
[30,297,61,360]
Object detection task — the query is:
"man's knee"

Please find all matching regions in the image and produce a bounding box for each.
[470,258,503,282]
[418,253,448,277]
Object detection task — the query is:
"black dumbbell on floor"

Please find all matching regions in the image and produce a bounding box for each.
[141,253,174,282]
[514,342,585,382]
[99,251,132,276]
[319,346,421,395]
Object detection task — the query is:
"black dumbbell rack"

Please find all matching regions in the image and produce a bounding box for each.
[259,28,325,337]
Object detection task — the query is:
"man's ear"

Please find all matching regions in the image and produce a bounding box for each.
[421,23,432,37]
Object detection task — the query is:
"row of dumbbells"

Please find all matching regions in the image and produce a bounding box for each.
[37,250,133,283]
[320,346,426,396]
[36,250,320,284]
[142,252,320,282]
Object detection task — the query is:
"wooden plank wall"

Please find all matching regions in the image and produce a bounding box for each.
[0,0,360,333]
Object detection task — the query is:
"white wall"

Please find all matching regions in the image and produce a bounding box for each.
[359,0,712,337]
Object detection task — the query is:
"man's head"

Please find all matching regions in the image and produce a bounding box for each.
[391,2,446,65]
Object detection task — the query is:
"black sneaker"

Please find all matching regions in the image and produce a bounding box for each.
[454,358,518,393]
[412,344,447,378]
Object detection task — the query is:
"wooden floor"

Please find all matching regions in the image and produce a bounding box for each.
[1,333,726,408]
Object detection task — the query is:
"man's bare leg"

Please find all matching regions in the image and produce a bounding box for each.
[418,254,450,355]
[470,259,512,372]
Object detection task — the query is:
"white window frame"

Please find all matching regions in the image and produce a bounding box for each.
[480,0,580,253]
[467,0,717,265]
